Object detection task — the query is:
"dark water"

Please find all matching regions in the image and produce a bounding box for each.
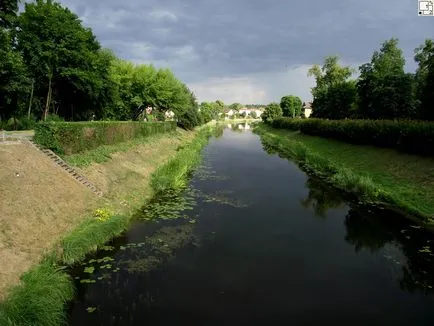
[68,124,434,326]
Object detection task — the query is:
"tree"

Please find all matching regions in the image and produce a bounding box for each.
[18,0,108,120]
[0,0,19,28]
[199,102,217,123]
[229,103,242,112]
[414,39,434,120]
[0,0,30,123]
[280,95,302,118]
[307,56,356,119]
[261,102,282,122]
[357,38,416,119]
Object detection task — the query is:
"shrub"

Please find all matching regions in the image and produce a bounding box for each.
[262,103,283,122]
[0,116,37,131]
[177,107,201,130]
[34,121,176,155]
[270,117,434,156]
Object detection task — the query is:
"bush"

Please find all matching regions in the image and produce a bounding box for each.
[177,107,201,130]
[0,116,37,131]
[34,121,176,155]
[270,117,434,156]
[262,103,283,122]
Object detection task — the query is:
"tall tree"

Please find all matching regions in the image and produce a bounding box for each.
[280,95,303,118]
[0,0,29,123]
[308,56,356,119]
[18,0,107,120]
[0,0,19,28]
[414,39,434,120]
[357,38,416,119]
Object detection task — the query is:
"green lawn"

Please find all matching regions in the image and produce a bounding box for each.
[256,124,434,219]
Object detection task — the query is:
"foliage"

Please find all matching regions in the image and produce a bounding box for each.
[269,117,434,156]
[0,0,201,129]
[261,102,282,122]
[415,39,434,120]
[34,121,176,155]
[177,106,201,130]
[61,214,129,265]
[0,29,30,122]
[280,95,302,118]
[151,127,214,193]
[229,103,243,112]
[307,55,356,119]
[17,0,109,121]
[357,38,416,119]
[0,260,74,326]
[93,208,113,222]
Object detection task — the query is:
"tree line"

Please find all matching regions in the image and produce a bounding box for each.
[308,38,434,120]
[0,0,202,130]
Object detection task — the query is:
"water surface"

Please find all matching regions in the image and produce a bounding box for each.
[68,124,434,326]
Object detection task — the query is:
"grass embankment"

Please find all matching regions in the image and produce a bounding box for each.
[255,124,434,224]
[0,125,215,326]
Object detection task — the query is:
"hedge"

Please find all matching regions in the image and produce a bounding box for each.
[270,117,434,156]
[34,121,176,155]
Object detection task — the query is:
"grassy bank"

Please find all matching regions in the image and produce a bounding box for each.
[0,125,216,326]
[255,124,434,224]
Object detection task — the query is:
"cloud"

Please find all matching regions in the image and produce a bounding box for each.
[148,10,178,22]
[57,0,432,103]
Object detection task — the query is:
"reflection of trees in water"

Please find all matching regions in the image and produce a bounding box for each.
[213,125,225,138]
[300,177,345,218]
[344,207,434,294]
[344,209,393,252]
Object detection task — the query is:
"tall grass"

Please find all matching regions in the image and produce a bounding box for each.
[61,215,130,265]
[0,259,74,326]
[151,126,214,193]
[255,124,431,224]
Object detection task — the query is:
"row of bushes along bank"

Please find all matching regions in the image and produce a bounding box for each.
[254,124,434,224]
[270,118,434,156]
[34,121,176,155]
[0,125,216,326]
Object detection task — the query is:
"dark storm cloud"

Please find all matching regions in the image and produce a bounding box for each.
[59,0,431,101]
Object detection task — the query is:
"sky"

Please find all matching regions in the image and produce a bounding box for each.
[56,0,432,104]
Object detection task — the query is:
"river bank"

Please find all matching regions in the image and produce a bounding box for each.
[66,124,434,325]
[254,124,434,225]
[0,124,217,325]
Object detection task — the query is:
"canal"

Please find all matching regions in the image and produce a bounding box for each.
[68,123,434,326]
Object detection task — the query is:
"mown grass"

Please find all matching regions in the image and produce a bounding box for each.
[255,124,434,224]
[0,124,216,326]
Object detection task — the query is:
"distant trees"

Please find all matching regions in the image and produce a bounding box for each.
[229,103,243,112]
[0,0,201,130]
[306,38,434,121]
[261,102,282,122]
[280,95,302,118]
